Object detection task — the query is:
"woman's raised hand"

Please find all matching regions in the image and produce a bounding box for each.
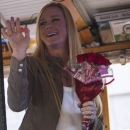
[1,17,30,60]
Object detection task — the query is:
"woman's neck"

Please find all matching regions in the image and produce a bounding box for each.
[48,46,69,66]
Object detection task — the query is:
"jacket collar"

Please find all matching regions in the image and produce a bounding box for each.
[45,49,62,65]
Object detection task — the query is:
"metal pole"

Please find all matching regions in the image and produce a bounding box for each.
[0,17,7,130]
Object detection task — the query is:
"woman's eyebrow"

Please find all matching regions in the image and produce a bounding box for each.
[40,18,45,22]
[51,15,60,18]
[40,15,61,21]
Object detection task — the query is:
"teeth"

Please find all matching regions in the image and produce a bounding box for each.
[47,32,57,37]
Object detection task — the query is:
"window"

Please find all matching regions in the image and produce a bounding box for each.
[108,63,130,130]
[4,78,25,130]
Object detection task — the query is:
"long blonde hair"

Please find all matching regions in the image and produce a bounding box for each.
[34,2,81,59]
[33,2,102,116]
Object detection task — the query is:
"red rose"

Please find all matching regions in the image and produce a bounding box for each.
[87,52,97,63]
[77,52,111,66]
[96,54,111,66]
[77,53,88,63]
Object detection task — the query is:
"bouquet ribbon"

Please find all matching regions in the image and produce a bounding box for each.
[64,62,114,88]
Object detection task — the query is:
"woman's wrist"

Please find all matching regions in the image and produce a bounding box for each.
[12,51,26,61]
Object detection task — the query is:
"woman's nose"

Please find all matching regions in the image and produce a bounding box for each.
[45,22,53,29]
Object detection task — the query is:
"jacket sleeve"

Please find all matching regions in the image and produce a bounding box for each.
[91,114,105,130]
[7,56,33,112]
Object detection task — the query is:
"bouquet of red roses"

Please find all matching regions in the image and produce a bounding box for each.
[64,52,114,130]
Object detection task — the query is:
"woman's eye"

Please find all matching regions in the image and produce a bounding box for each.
[52,18,60,22]
[40,21,46,26]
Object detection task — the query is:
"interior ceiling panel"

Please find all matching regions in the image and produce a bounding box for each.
[82,0,130,10]
[74,0,130,16]
[0,0,52,24]
[0,0,52,36]
[0,0,130,41]
[1,0,130,28]
[73,0,130,26]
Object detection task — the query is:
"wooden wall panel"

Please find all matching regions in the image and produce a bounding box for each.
[62,0,93,45]
[79,28,93,44]
[101,88,110,130]
[62,0,87,30]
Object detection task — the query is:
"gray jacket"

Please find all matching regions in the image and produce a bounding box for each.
[7,55,105,130]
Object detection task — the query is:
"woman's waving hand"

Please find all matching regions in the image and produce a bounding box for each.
[1,17,30,60]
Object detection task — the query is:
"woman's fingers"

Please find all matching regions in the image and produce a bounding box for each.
[82,109,96,116]
[81,108,97,120]
[81,106,97,116]
[81,105,97,111]
[82,101,96,108]
[80,101,97,120]
[16,17,21,32]
[6,20,12,35]
[81,101,97,111]
[3,17,28,36]
[10,17,15,32]
[83,114,96,121]
[24,26,30,38]
[5,17,18,35]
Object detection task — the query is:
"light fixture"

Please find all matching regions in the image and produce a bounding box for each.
[119,50,126,65]
[0,13,6,27]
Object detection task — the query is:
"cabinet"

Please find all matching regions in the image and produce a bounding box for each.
[82,41,130,53]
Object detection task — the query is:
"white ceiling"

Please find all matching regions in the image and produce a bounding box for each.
[0,0,52,36]
[1,0,130,24]
[0,0,130,35]
[73,0,130,25]
[81,0,130,11]
[0,0,51,24]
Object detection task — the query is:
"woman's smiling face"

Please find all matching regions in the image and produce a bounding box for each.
[39,6,67,49]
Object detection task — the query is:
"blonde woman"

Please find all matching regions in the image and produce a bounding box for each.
[2,2,104,130]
